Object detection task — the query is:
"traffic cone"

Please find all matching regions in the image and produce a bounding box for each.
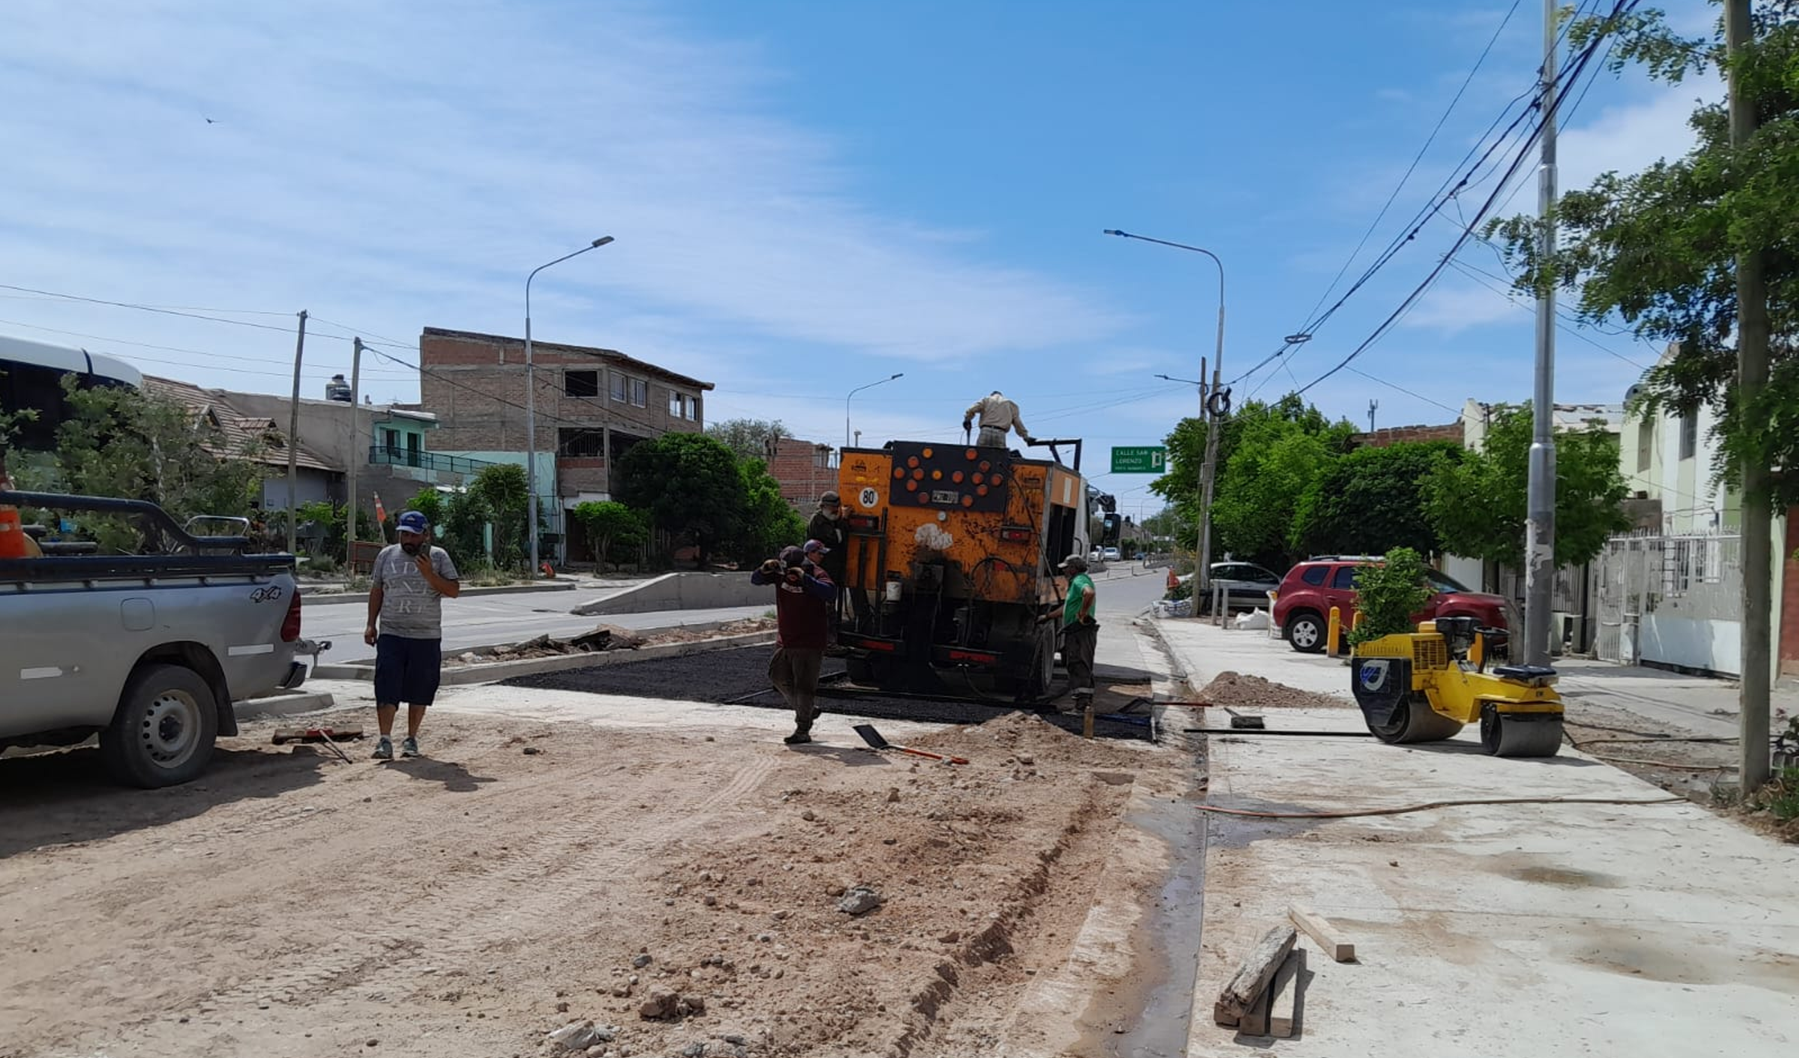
[0,506,28,558]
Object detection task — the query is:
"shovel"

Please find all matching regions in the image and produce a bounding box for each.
[852,724,969,765]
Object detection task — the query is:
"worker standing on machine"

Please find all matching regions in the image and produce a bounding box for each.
[1059,553,1098,710]
[962,390,1035,448]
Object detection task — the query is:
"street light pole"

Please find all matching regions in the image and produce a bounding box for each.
[845,373,904,448]
[1105,229,1225,605]
[525,235,614,578]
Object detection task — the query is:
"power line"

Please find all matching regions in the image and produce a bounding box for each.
[1444,258,1649,368]
[1346,367,1464,414]
[1289,0,1636,397]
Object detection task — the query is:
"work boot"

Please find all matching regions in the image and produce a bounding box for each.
[400,736,420,758]
[371,737,393,760]
[783,729,813,745]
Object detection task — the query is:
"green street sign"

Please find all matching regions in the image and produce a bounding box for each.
[1110,446,1166,473]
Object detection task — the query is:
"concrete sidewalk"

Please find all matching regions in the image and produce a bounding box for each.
[1152,617,1798,1058]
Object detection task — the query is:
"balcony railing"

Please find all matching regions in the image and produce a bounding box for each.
[369,445,495,476]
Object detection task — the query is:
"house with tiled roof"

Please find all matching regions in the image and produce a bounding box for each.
[143,376,342,509]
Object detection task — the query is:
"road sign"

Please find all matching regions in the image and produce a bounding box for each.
[1110,446,1166,474]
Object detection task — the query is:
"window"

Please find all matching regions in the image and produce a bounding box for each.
[565,370,598,398]
[1425,570,1468,593]
[610,372,628,402]
[1300,565,1328,587]
[686,395,700,422]
[1679,410,1697,460]
[1635,421,1652,472]
[1330,566,1359,589]
[559,428,604,457]
[630,378,647,407]
[669,390,683,417]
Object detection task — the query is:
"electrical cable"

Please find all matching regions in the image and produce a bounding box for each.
[1195,793,1684,820]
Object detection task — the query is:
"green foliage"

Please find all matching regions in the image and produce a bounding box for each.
[705,418,793,463]
[51,379,265,553]
[403,486,491,569]
[403,489,447,534]
[572,500,650,570]
[732,458,807,567]
[1425,404,1630,569]
[289,500,378,559]
[616,432,748,564]
[468,463,531,570]
[1487,1,1797,510]
[1347,548,1435,647]
[1291,441,1457,560]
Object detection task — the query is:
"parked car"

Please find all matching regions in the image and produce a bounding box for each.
[1194,561,1282,612]
[1269,555,1511,654]
[1102,546,1121,562]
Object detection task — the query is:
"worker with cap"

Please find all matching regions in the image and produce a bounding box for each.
[962,391,1035,448]
[806,491,849,645]
[1059,553,1098,710]
[364,510,461,759]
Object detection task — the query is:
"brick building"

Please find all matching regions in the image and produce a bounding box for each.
[766,437,839,511]
[1348,421,1465,448]
[416,327,713,555]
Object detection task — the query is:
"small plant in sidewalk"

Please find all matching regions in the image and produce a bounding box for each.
[1346,547,1433,649]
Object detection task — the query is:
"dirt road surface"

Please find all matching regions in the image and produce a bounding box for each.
[0,700,1188,1058]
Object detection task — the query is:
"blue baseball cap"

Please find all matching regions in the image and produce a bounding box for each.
[396,511,429,534]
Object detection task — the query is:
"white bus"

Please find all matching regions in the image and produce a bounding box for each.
[0,334,143,451]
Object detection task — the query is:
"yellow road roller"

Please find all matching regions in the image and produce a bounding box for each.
[1350,616,1564,757]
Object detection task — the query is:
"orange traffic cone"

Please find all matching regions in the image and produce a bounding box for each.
[0,506,29,558]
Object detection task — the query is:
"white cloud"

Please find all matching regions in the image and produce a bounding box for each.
[0,0,1126,433]
[1558,86,1705,190]
[1402,280,1531,335]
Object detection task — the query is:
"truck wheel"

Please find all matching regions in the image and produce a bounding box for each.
[1285,611,1326,654]
[100,664,219,788]
[1024,622,1057,701]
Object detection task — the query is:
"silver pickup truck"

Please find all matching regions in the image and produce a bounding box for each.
[0,491,320,787]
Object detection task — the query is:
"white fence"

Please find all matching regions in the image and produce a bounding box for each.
[1592,530,1742,674]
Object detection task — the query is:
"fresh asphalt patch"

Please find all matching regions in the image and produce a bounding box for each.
[499,645,1152,741]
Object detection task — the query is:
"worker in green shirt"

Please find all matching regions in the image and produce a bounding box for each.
[1059,553,1098,708]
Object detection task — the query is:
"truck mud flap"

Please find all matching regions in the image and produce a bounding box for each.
[279,661,308,690]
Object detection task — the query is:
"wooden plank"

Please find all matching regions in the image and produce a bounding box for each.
[1289,904,1355,962]
[1215,924,1297,1020]
[1268,948,1304,1038]
[1238,981,1272,1036]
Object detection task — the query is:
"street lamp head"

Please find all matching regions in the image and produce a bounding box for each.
[1102,229,1128,237]
[889,372,904,380]
[592,236,615,247]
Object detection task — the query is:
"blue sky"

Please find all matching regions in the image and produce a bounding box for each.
[0,0,1712,514]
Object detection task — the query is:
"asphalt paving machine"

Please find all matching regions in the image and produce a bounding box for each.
[832,435,1091,702]
[1350,616,1564,757]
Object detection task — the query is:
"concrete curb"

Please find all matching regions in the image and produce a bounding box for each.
[235,690,337,719]
[313,629,778,685]
[299,581,578,606]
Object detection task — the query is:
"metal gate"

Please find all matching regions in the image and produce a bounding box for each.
[1591,531,1742,666]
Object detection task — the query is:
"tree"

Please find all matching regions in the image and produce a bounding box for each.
[572,500,650,571]
[1486,1,1796,511]
[468,463,530,570]
[1210,400,1354,569]
[705,418,793,463]
[1347,547,1437,647]
[50,379,264,552]
[1425,404,1629,569]
[731,458,807,567]
[616,432,747,565]
[1290,441,1457,560]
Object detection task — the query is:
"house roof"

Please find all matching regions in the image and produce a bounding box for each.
[421,326,715,391]
[144,377,341,473]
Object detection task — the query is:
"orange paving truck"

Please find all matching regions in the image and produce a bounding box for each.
[833,437,1092,701]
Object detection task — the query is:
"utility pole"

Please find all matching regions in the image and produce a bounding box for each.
[1368,399,1379,433]
[1727,0,1771,789]
[286,310,309,556]
[1523,0,1559,668]
[346,337,363,571]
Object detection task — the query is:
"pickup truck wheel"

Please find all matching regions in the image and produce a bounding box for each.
[1285,611,1326,654]
[100,664,219,788]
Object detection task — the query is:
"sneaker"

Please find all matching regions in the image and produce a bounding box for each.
[371,737,393,761]
[783,731,812,745]
[400,736,420,758]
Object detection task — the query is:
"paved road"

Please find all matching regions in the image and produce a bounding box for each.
[301,590,769,665]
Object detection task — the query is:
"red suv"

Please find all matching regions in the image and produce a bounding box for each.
[1270,556,1512,654]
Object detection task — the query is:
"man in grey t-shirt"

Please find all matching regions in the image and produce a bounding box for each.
[364,510,461,759]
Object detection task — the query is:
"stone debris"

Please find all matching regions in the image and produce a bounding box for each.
[546,1021,616,1051]
[637,991,706,1021]
[837,886,883,916]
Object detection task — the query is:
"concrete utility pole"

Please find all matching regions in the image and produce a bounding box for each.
[1103,229,1226,603]
[346,337,363,570]
[285,310,308,556]
[1523,0,1559,668]
[525,236,614,578]
[1727,0,1772,789]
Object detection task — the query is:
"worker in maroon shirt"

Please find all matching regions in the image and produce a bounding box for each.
[751,541,837,744]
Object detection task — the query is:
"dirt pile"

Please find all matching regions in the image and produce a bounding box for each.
[446,618,775,666]
[1194,671,1351,710]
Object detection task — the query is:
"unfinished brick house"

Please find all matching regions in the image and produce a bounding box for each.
[416,327,713,560]
[766,436,840,512]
